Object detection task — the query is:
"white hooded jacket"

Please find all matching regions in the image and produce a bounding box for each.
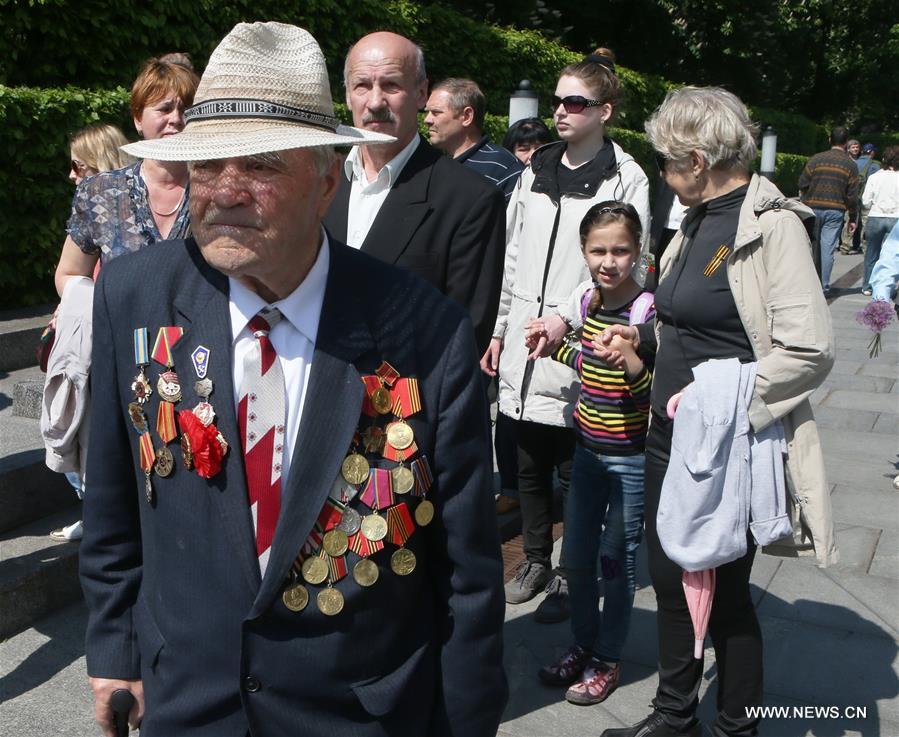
[493,139,650,427]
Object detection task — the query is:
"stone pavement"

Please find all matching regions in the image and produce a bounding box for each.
[1,253,896,737]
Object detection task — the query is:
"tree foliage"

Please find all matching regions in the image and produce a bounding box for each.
[439,0,899,129]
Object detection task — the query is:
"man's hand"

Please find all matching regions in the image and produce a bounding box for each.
[479,337,503,377]
[848,221,858,235]
[89,677,144,737]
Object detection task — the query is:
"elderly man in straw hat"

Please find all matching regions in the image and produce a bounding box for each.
[79,22,507,737]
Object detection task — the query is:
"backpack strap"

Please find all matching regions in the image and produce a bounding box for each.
[580,286,594,322]
[629,291,655,326]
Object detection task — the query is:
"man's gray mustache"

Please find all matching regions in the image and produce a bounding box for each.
[362,110,396,124]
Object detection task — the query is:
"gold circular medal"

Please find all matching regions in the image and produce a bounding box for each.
[341,453,370,485]
[391,465,414,495]
[322,529,349,557]
[317,587,344,616]
[414,499,435,527]
[360,513,388,542]
[386,421,414,451]
[301,556,328,585]
[282,583,309,612]
[154,446,174,477]
[390,547,417,576]
[338,507,362,536]
[371,386,393,415]
[353,558,379,587]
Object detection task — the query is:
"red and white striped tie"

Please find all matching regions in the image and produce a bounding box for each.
[238,307,286,576]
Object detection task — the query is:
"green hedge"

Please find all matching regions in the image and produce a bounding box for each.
[1,81,818,309]
[0,0,673,129]
[0,85,132,308]
[748,106,828,157]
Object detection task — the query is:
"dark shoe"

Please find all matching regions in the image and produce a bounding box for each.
[538,643,591,686]
[862,287,873,296]
[565,658,619,705]
[600,710,701,737]
[495,494,520,514]
[505,560,551,604]
[534,573,570,623]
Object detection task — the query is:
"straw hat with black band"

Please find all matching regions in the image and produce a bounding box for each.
[124,22,394,161]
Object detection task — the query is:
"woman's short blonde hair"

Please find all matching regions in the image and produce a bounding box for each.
[70,124,135,172]
[645,86,759,171]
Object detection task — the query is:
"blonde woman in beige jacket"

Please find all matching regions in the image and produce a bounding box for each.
[596,88,836,737]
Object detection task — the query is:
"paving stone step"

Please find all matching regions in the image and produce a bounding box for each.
[0,305,54,373]
[12,380,43,420]
[0,507,83,639]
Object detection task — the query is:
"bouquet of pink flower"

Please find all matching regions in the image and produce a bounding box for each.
[856,299,895,358]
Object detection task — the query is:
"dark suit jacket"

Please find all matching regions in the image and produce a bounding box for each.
[80,237,507,737]
[323,137,506,351]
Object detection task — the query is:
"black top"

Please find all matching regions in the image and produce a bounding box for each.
[650,184,755,415]
[555,160,578,192]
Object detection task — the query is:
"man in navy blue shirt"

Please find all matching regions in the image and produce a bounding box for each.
[425,78,524,201]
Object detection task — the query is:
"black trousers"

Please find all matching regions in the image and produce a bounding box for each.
[516,419,575,568]
[645,412,762,737]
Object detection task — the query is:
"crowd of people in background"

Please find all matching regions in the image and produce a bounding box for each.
[39,21,897,737]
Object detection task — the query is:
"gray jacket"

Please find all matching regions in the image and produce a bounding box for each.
[41,276,93,480]
[657,358,792,572]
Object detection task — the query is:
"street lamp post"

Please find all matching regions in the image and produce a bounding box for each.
[509,80,539,127]
[760,125,777,181]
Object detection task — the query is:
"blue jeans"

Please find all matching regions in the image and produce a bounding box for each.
[813,208,845,290]
[863,217,899,290]
[561,444,645,662]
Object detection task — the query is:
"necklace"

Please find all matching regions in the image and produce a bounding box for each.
[148,186,186,218]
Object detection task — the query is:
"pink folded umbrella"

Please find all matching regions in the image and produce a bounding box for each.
[682,568,715,659]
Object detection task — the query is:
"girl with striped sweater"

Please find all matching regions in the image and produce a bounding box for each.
[525,201,654,706]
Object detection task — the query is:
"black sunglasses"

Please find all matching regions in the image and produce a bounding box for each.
[551,95,603,114]
[71,159,87,173]
[655,153,670,173]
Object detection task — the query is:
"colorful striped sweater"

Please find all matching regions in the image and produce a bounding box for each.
[553,293,655,455]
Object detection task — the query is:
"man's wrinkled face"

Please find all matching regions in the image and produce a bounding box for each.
[190,150,338,294]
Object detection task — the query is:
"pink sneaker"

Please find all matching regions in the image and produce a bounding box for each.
[565,659,619,705]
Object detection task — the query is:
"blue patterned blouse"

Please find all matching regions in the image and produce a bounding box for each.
[67,161,191,264]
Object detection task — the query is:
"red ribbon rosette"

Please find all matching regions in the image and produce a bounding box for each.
[177,410,226,479]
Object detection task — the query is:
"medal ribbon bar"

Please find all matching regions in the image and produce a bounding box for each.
[134,328,149,366]
[360,468,394,510]
[387,503,415,545]
[151,326,184,367]
[349,529,385,557]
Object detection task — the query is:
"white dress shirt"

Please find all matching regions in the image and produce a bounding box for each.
[343,135,420,248]
[228,233,330,487]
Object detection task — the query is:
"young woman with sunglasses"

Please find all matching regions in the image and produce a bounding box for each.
[481,49,651,622]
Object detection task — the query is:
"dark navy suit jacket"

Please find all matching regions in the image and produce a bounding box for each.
[80,237,507,737]
[323,137,506,352]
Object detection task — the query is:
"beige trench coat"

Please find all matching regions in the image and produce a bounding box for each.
[657,174,839,567]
